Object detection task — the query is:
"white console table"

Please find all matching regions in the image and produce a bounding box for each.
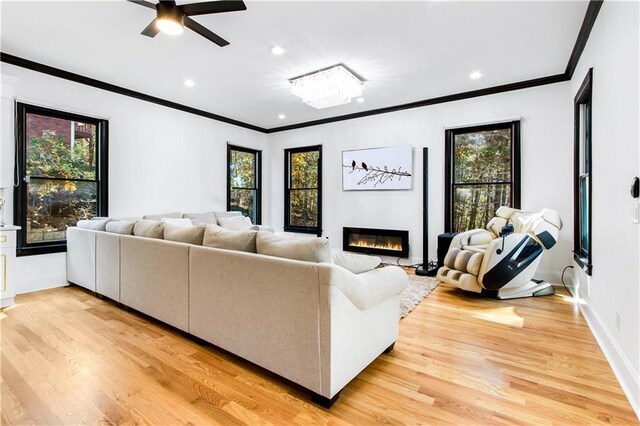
[1,225,20,308]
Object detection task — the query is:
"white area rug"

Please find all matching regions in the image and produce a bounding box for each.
[400,275,439,319]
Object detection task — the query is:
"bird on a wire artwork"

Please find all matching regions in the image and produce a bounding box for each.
[342,146,413,190]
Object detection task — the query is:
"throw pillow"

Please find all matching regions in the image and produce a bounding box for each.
[143,212,181,220]
[331,250,381,274]
[133,220,165,239]
[164,223,205,245]
[217,215,253,231]
[213,211,242,222]
[256,232,332,263]
[202,225,257,253]
[162,217,193,227]
[77,218,111,231]
[182,211,217,226]
[105,220,134,235]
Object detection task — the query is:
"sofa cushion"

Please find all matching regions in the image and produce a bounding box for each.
[331,250,381,274]
[143,212,182,220]
[105,220,134,235]
[133,220,165,239]
[182,211,217,226]
[218,215,253,231]
[256,232,332,263]
[161,217,193,227]
[164,223,205,245]
[203,225,257,253]
[77,218,111,231]
[213,211,242,221]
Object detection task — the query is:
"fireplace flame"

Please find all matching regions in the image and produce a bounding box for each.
[349,240,403,252]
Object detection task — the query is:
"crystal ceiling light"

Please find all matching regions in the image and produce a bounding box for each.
[289,64,363,109]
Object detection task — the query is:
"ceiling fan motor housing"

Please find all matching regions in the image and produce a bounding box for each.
[157,2,184,25]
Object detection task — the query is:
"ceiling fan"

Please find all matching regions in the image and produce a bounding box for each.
[127,0,246,47]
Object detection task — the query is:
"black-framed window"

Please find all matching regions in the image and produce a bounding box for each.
[14,103,108,256]
[445,121,521,233]
[574,69,593,275]
[284,145,322,235]
[227,144,262,224]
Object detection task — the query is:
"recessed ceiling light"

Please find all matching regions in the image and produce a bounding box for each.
[356,97,365,103]
[271,46,285,55]
[184,79,195,87]
[470,71,482,80]
[278,114,286,119]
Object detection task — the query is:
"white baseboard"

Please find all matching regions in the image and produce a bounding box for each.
[16,274,68,295]
[574,276,640,420]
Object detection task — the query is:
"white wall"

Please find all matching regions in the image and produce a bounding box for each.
[266,83,573,278]
[0,64,267,293]
[568,1,640,417]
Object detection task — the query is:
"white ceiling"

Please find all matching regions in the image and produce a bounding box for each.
[0,0,588,130]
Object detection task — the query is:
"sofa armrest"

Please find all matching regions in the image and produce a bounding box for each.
[327,264,408,311]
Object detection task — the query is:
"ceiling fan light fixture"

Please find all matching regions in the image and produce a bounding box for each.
[156,2,184,36]
[156,17,184,35]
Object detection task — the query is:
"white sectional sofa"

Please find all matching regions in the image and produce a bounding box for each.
[66,215,408,407]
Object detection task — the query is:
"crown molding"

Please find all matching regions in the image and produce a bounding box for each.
[0,1,602,134]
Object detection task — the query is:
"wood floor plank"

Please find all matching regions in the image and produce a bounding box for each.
[1,281,637,425]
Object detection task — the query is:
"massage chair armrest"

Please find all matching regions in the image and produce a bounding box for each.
[450,229,495,250]
[478,232,539,279]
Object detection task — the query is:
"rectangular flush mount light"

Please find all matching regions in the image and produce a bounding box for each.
[290,64,363,109]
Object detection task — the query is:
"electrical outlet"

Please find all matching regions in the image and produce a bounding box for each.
[633,203,639,224]
[616,311,621,331]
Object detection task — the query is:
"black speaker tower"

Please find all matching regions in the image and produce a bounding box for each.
[415,147,438,276]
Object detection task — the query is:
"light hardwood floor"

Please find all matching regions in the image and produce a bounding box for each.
[1,279,637,425]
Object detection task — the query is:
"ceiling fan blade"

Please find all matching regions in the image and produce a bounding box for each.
[127,0,157,10]
[184,16,229,47]
[180,1,246,16]
[141,19,160,37]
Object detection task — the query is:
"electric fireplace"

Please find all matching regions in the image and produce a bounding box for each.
[343,227,409,258]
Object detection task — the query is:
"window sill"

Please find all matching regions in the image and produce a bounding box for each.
[573,252,592,276]
[17,244,67,257]
[283,226,322,237]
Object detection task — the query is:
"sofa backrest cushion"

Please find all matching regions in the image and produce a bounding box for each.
[182,211,217,226]
[161,217,193,227]
[203,225,257,252]
[77,218,111,231]
[164,223,205,245]
[105,220,134,235]
[217,215,253,231]
[133,220,165,239]
[213,211,242,224]
[331,250,381,274]
[256,232,332,263]
[143,212,182,220]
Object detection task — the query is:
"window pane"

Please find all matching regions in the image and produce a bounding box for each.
[454,129,511,184]
[27,179,97,244]
[26,114,97,180]
[230,150,256,189]
[289,189,318,228]
[580,175,590,254]
[291,151,319,189]
[230,188,257,224]
[453,184,511,232]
